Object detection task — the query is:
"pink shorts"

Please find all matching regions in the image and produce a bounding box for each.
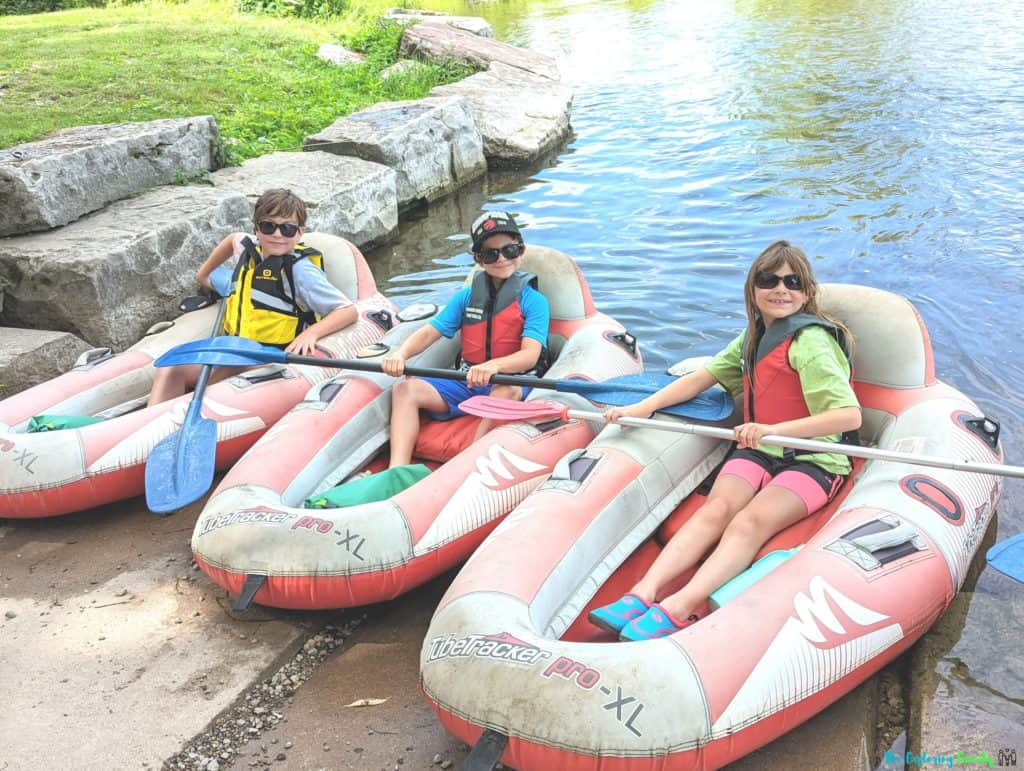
[719,448,845,516]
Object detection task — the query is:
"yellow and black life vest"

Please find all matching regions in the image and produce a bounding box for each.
[223,237,325,346]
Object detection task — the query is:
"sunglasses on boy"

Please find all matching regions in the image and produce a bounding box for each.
[257,221,301,238]
[754,271,803,291]
[477,242,525,264]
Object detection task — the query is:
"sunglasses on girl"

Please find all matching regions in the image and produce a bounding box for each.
[257,221,301,238]
[754,271,803,291]
[477,242,525,264]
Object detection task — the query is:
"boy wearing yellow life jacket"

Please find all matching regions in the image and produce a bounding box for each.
[148,188,360,405]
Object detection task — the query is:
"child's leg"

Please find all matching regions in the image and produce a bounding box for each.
[149,364,199,407]
[389,378,447,467]
[630,474,758,604]
[657,485,808,620]
[472,384,523,441]
[147,364,244,407]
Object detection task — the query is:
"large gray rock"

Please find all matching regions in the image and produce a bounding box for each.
[399,23,559,80]
[385,8,493,38]
[0,327,93,397]
[304,96,486,211]
[0,186,251,349]
[431,61,573,168]
[0,117,220,237]
[210,151,398,248]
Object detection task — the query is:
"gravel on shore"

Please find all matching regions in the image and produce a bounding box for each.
[163,616,365,771]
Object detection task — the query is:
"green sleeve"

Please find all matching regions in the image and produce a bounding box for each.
[784,326,860,475]
[704,332,746,397]
[788,326,859,415]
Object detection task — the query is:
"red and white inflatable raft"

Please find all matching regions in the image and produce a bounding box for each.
[190,247,645,609]
[0,234,393,518]
[420,284,1003,770]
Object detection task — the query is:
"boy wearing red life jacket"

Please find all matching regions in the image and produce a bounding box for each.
[382,211,551,467]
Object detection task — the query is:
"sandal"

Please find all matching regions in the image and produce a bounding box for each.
[619,605,700,641]
[588,593,651,635]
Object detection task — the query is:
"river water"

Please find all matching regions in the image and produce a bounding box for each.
[372,0,1023,534]
[366,0,1024,747]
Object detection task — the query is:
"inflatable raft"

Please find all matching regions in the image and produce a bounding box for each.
[190,247,645,610]
[0,234,394,518]
[420,284,1004,770]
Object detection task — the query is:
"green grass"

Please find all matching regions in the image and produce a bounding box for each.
[0,0,472,163]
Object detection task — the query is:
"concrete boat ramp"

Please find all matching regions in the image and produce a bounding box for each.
[2,493,885,771]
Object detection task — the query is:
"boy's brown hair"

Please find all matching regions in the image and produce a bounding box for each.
[253,188,307,227]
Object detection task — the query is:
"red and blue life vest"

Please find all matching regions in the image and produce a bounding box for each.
[460,270,539,367]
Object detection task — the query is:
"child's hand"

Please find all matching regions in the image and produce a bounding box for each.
[381,354,407,377]
[733,422,773,449]
[466,362,499,388]
[603,403,651,423]
[285,329,320,356]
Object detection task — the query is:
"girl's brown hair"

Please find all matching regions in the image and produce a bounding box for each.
[253,188,307,228]
[742,240,853,378]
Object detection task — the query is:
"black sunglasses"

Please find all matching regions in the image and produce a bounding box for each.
[477,242,525,264]
[257,221,301,238]
[754,271,803,291]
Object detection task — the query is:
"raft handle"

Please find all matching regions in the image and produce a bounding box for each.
[74,347,113,369]
[395,302,439,323]
[605,330,638,359]
[232,574,267,612]
[236,365,294,386]
[827,517,925,570]
[959,414,1000,451]
[144,321,175,337]
[463,728,508,771]
[366,309,395,331]
[178,293,217,313]
[317,380,346,404]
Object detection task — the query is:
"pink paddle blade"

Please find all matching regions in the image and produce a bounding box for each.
[459,396,568,421]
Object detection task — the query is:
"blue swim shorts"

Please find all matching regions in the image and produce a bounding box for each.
[423,377,532,420]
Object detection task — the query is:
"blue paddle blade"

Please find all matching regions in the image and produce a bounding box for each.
[564,374,735,421]
[145,415,218,514]
[986,533,1024,583]
[155,336,288,368]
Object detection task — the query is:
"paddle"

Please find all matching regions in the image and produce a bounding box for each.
[145,250,249,514]
[457,396,1024,479]
[154,336,736,421]
[987,534,1024,583]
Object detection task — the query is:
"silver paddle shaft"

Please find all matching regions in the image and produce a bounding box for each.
[566,409,1024,479]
